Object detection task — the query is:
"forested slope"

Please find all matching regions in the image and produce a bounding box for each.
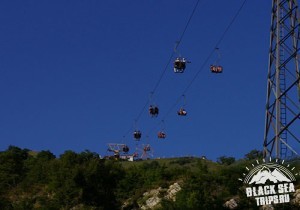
[0,146,299,210]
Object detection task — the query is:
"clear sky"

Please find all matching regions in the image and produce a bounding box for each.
[0,0,272,160]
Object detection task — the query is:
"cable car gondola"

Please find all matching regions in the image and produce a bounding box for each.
[177,95,187,116]
[157,131,166,139]
[122,145,129,153]
[210,48,223,73]
[177,108,187,116]
[149,105,159,117]
[173,41,190,73]
[144,145,151,152]
[174,57,187,73]
[157,120,166,139]
[210,65,223,73]
[133,130,142,140]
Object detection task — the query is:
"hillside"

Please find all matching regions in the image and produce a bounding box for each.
[0,146,300,210]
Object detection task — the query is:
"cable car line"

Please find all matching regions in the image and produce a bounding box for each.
[136,0,201,121]
[152,52,176,96]
[215,0,248,49]
[121,0,202,139]
[177,0,201,47]
[122,0,248,148]
[106,0,248,160]
[143,0,248,138]
[173,0,248,115]
[182,0,248,95]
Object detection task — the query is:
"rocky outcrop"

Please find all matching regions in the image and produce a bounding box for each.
[224,188,300,210]
[292,189,300,206]
[224,198,238,209]
[260,205,274,210]
[139,182,181,209]
[165,182,181,201]
[141,196,161,210]
[141,188,162,210]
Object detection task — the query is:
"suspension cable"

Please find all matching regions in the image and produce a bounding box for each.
[146,0,248,136]
[123,0,202,137]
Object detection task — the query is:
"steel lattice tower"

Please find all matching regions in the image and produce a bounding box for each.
[264,0,300,159]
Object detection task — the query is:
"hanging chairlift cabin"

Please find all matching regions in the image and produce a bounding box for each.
[157,131,166,139]
[177,108,187,116]
[144,145,151,152]
[123,145,129,153]
[210,65,223,73]
[133,130,142,140]
[149,105,159,117]
[174,57,187,73]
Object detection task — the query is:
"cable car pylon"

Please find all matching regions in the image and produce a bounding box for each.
[263,0,300,159]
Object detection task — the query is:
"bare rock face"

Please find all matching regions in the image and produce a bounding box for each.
[292,189,300,206]
[140,188,161,210]
[224,198,238,209]
[260,205,274,210]
[165,183,181,201]
[142,196,161,210]
[139,183,182,209]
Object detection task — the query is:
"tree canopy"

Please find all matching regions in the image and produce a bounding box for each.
[0,146,299,209]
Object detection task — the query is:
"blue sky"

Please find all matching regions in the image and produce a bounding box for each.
[0,0,272,160]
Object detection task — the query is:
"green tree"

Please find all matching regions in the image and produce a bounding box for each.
[78,159,123,209]
[22,150,56,187]
[0,146,29,190]
[244,149,263,160]
[217,156,235,165]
